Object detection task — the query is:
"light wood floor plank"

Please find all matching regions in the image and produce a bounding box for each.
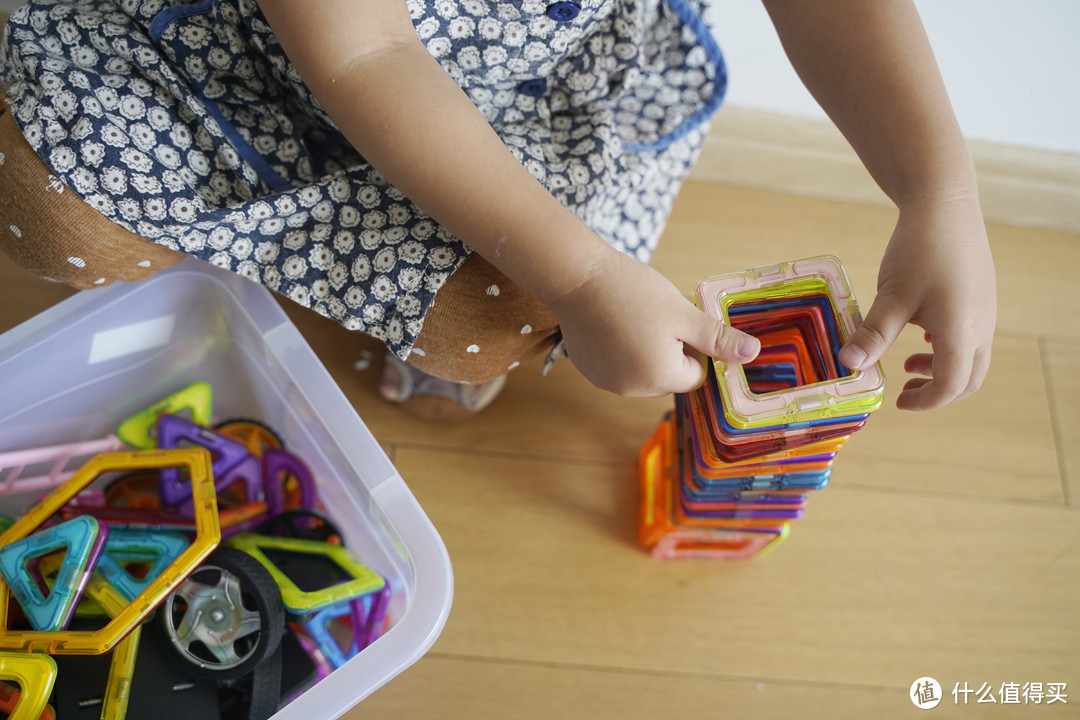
[346,654,1080,720]
[1043,339,1080,506]
[393,447,1080,692]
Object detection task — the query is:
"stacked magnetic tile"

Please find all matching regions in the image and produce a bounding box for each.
[639,255,886,559]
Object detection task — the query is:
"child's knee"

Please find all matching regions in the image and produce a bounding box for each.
[0,100,182,289]
[406,255,560,383]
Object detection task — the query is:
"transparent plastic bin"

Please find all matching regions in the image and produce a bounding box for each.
[0,259,453,719]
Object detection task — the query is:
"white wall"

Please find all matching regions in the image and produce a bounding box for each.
[711,0,1080,154]
[3,0,1078,152]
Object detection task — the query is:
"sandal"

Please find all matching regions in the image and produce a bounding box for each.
[379,352,507,421]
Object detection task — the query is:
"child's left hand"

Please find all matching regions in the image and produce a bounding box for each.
[838,194,997,410]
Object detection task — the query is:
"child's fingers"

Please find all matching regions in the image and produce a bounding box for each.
[838,292,910,371]
[895,339,974,410]
[681,307,760,366]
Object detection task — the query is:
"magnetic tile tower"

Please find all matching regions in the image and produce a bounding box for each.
[639,256,886,559]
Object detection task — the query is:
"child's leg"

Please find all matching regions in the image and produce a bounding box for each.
[0,99,183,289]
[379,254,560,419]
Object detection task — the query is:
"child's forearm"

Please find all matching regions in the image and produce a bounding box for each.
[256,0,614,305]
[761,0,978,206]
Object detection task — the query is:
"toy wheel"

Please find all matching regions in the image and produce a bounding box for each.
[215,418,285,458]
[161,546,284,681]
[257,508,344,545]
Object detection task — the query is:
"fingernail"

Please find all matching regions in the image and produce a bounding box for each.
[736,335,760,361]
[840,345,866,369]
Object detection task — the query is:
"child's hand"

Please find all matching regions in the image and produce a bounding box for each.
[838,195,996,410]
[549,250,761,397]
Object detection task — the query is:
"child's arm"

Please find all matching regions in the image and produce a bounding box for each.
[254,0,759,396]
[762,0,997,410]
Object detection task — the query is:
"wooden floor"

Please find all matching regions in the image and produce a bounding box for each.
[1,181,1078,718]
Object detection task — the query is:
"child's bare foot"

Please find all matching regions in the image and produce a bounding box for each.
[378,353,506,422]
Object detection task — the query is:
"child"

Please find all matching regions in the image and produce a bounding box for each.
[0,0,996,419]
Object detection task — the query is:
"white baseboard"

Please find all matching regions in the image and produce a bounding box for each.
[692,107,1080,233]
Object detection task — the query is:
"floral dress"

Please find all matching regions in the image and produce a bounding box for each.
[0,0,725,358]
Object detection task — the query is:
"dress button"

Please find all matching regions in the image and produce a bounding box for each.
[546,1,580,22]
[518,79,548,97]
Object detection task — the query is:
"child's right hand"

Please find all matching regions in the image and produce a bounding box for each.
[548,249,760,397]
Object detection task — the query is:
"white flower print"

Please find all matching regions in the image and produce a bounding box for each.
[275,196,298,215]
[397,267,422,291]
[101,166,127,194]
[230,237,254,259]
[259,218,285,235]
[329,263,349,290]
[416,17,439,39]
[427,37,451,58]
[351,256,371,281]
[255,242,280,263]
[208,251,233,269]
[43,122,67,144]
[448,18,475,39]
[429,247,456,269]
[208,227,234,250]
[333,231,355,255]
[72,45,99,67]
[152,145,180,169]
[130,173,162,194]
[399,240,425,264]
[161,171,186,192]
[496,3,520,20]
[287,285,311,306]
[179,231,207,252]
[143,197,168,221]
[169,197,198,223]
[345,287,366,308]
[49,146,77,173]
[434,0,458,18]
[411,220,436,240]
[169,124,192,149]
[283,230,308,250]
[70,167,98,194]
[362,210,386,230]
[146,107,172,131]
[118,95,144,121]
[276,138,300,162]
[283,255,308,279]
[308,244,333,270]
[207,47,231,69]
[237,260,261,282]
[397,294,421,316]
[386,317,404,344]
[373,247,396,273]
[502,22,526,47]
[80,96,103,118]
[84,192,114,215]
[263,266,282,290]
[248,201,274,220]
[117,199,140,220]
[371,275,396,301]
[357,186,380,209]
[483,46,507,65]
[297,187,322,208]
[187,149,211,175]
[311,279,330,299]
[312,201,335,223]
[53,90,78,120]
[120,147,153,173]
[338,206,360,227]
[129,123,156,151]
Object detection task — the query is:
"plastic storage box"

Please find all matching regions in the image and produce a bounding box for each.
[0,260,453,718]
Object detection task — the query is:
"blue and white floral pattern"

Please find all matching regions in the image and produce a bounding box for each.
[0,0,725,357]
